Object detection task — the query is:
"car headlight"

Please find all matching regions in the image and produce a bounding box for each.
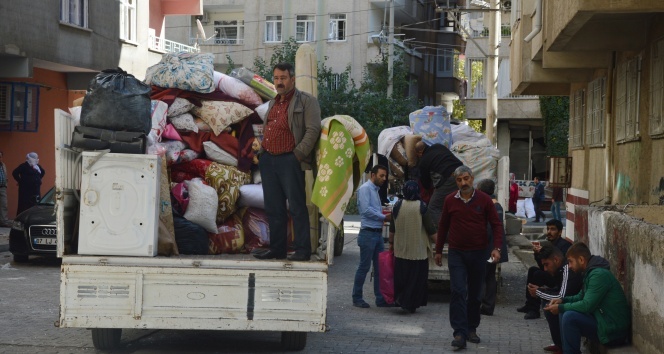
[11,220,24,231]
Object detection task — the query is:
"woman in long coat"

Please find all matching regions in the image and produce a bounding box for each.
[12,152,45,215]
[388,181,436,313]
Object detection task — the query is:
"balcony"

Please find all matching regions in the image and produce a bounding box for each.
[190,37,244,46]
[149,33,199,54]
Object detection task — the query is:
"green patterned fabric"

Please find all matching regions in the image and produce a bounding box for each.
[312,115,370,227]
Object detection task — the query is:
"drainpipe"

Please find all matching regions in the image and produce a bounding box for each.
[524,0,542,43]
[604,52,616,204]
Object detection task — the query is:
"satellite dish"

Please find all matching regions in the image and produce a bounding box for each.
[195,19,217,49]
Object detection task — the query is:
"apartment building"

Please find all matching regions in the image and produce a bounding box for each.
[0,0,202,218]
[166,0,466,109]
[511,1,664,352]
[461,2,543,180]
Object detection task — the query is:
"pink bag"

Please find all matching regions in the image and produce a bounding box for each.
[378,250,395,304]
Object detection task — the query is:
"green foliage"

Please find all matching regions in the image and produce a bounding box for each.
[253,37,301,80]
[539,96,570,156]
[225,55,237,75]
[344,195,358,215]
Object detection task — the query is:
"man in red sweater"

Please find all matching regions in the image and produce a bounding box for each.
[435,166,503,350]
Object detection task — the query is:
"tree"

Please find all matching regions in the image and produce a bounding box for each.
[539,96,570,156]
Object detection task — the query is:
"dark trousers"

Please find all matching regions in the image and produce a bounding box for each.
[545,304,562,348]
[448,248,487,339]
[524,266,554,311]
[259,152,311,256]
[533,198,546,221]
[481,262,497,314]
[425,175,457,229]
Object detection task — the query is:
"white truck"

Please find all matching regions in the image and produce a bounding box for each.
[53,109,338,351]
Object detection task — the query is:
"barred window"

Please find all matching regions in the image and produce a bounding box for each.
[571,89,585,148]
[650,39,664,136]
[586,77,606,146]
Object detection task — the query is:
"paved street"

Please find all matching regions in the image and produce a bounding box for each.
[0,222,556,354]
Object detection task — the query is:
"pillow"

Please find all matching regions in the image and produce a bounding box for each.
[209,214,245,255]
[194,117,212,132]
[148,100,169,146]
[169,113,198,133]
[162,124,183,141]
[213,71,262,106]
[203,141,238,167]
[252,169,262,184]
[167,97,194,117]
[183,178,219,233]
[145,52,215,93]
[205,162,251,223]
[255,101,270,121]
[238,184,264,209]
[191,100,253,136]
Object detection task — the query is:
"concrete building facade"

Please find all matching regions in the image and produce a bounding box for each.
[510,1,664,352]
[0,0,202,218]
[166,0,466,109]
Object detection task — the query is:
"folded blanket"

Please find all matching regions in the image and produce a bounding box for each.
[312,115,370,227]
[377,126,411,157]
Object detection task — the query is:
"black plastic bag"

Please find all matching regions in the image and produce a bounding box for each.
[71,126,146,154]
[173,214,209,255]
[80,68,152,134]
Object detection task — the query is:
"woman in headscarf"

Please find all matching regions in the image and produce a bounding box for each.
[388,180,436,313]
[12,152,45,215]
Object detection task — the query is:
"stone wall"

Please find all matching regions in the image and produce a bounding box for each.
[574,205,664,354]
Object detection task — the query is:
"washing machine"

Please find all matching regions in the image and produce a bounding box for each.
[77,152,160,256]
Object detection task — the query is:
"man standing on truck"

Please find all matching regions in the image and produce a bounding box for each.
[255,62,321,262]
[434,166,503,350]
[352,165,393,308]
[415,141,462,228]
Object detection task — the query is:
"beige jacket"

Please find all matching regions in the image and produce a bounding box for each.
[263,88,322,170]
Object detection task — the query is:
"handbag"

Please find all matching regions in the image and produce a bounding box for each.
[378,250,395,304]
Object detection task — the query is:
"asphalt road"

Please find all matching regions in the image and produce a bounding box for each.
[0,221,555,354]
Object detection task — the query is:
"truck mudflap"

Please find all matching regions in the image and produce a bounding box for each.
[59,263,327,332]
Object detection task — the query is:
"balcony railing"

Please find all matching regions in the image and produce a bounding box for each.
[470,24,512,38]
[148,33,199,53]
[189,37,245,46]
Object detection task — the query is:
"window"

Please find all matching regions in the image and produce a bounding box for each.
[296,15,315,42]
[615,57,640,142]
[650,39,664,136]
[586,77,606,146]
[214,20,245,45]
[265,16,282,43]
[571,89,585,148]
[0,82,40,132]
[436,49,458,77]
[60,0,88,28]
[120,0,136,42]
[328,14,346,41]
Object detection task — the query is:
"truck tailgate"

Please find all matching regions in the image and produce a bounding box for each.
[59,256,327,332]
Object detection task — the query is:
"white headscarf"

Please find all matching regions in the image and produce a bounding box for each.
[26,152,41,173]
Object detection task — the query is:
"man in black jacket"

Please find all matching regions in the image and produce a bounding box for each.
[415,141,462,228]
[517,219,571,319]
[529,244,582,353]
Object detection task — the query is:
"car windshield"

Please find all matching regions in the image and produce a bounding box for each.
[38,188,55,206]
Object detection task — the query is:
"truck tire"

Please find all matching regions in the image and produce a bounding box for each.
[333,220,344,257]
[12,254,29,263]
[91,328,122,350]
[281,331,307,351]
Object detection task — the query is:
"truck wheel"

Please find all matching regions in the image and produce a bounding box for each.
[12,254,29,263]
[91,328,122,350]
[333,220,344,257]
[281,331,307,351]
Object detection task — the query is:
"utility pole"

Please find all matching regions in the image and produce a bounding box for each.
[485,0,500,145]
[387,0,394,97]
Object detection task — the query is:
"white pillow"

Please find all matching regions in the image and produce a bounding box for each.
[183,178,219,233]
[238,184,264,209]
[147,100,168,146]
[515,200,527,218]
[169,113,198,132]
[252,169,262,184]
[255,101,270,121]
[525,198,536,218]
[213,71,262,106]
[167,97,194,117]
[203,141,238,167]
